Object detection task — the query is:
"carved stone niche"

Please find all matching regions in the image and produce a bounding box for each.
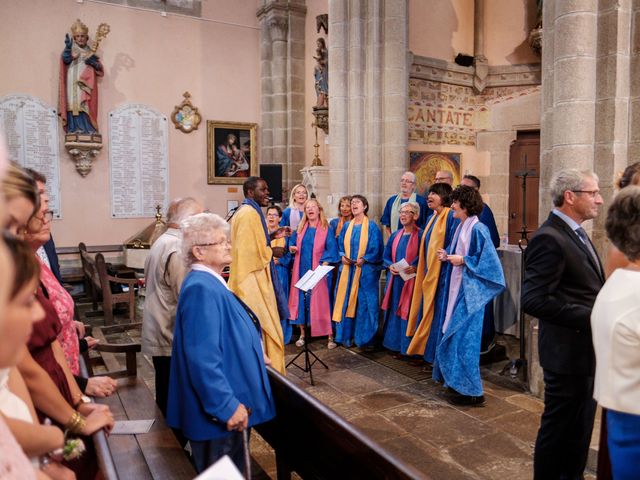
[312,106,328,134]
[528,27,542,55]
[64,133,103,177]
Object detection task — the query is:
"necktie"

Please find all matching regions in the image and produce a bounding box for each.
[575,227,601,274]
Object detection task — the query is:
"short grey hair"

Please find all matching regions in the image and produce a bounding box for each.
[437,170,454,181]
[180,213,229,267]
[167,197,202,225]
[401,171,416,183]
[400,201,420,218]
[550,169,599,207]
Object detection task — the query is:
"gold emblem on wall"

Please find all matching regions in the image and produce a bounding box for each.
[171,92,202,134]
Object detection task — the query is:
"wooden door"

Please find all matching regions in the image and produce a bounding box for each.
[508,131,540,245]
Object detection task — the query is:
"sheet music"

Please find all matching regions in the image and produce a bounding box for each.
[294,265,334,292]
[390,258,416,281]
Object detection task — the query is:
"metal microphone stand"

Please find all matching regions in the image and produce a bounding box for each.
[286,289,328,386]
[502,165,536,383]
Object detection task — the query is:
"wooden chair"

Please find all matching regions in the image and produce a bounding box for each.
[94,252,137,326]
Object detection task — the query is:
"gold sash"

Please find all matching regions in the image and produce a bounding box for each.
[332,216,369,321]
[405,208,450,355]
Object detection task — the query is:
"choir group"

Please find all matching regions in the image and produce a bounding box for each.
[269,173,505,405]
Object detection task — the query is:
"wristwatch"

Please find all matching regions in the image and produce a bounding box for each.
[74,394,91,409]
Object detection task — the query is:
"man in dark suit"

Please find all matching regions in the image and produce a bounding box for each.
[523,168,604,479]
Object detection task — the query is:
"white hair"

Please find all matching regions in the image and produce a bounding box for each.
[180,213,229,267]
[400,201,420,217]
[550,169,599,207]
[401,171,416,183]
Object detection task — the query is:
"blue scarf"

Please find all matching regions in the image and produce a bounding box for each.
[242,198,290,320]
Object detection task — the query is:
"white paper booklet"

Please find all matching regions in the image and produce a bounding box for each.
[294,265,334,292]
[390,258,416,281]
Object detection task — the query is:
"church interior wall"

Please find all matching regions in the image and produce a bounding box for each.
[303,0,329,190]
[0,0,261,247]
[407,0,539,211]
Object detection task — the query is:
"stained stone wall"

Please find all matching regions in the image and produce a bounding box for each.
[541,0,637,252]
[327,0,409,219]
[257,0,307,197]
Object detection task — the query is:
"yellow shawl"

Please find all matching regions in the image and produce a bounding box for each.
[405,208,450,355]
[332,217,369,321]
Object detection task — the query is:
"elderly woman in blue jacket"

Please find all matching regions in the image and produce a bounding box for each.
[166,212,275,474]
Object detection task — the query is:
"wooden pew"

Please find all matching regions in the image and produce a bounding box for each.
[256,367,428,480]
[83,325,196,480]
[78,242,138,326]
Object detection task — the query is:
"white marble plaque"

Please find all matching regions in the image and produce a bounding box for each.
[0,94,62,218]
[109,104,168,218]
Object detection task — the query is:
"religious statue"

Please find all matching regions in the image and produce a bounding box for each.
[59,19,109,135]
[313,38,328,108]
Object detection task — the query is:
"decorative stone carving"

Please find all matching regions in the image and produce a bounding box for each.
[528,27,542,55]
[411,55,541,87]
[312,107,328,135]
[65,139,102,177]
[473,55,489,94]
[301,165,330,206]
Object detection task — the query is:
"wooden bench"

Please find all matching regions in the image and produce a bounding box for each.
[79,242,138,326]
[82,325,196,480]
[256,366,428,480]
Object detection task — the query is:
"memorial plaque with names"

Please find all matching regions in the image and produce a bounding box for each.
[109,104,168,218]
[0,94,62,217]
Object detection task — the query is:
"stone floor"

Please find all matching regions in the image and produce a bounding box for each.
[83,302,598,480]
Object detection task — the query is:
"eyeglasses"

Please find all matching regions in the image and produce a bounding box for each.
[571,190,601,198]
[399,210,415,215]
[196,239,231,248]
[435,177,450,182]
[33,210,54,223]
[400,179,415,184]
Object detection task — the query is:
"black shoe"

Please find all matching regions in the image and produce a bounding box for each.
[447,394,486,407]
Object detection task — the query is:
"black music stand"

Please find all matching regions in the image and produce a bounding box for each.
[286,267,333,385]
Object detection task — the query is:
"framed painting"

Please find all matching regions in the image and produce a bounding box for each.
[409,151,462,195]
[207,121,257,184]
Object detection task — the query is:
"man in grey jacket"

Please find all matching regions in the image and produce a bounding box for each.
[142,197,203,420]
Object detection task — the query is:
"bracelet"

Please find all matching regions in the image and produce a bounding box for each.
[65,411,87,434]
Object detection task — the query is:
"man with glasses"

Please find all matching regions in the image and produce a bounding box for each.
[380,171,430,236]
[522,168,604,479]
[434,170,454,185]
[142,197,203,427]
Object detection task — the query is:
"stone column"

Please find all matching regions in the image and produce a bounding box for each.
[257,1,307,197]
[540,0,597,219]
[328,0,408,219]
[593,0,631,247]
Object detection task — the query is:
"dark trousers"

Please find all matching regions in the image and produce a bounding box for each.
[152,356,172,418]
[534,370,596,480]
[191,430,249,475]
[152,355,188,448]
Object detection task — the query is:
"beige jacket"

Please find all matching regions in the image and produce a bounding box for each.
[141,228,186,356]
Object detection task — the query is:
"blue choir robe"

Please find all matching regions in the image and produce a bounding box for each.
[271,235,293,344]
[280,207,304,229]
[478,203,500,348]
[167,270,275,441]
[381,228,423,353]
[289,225,339,328]
[328,217,347,308]
[432,222,505,396]
[380,194,431,231]
[418,210,460,363]
[334,220,384,347]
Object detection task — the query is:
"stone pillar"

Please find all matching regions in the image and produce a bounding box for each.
[257,1,307,196]
[328,0,408,219]
[540,0,597,224]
